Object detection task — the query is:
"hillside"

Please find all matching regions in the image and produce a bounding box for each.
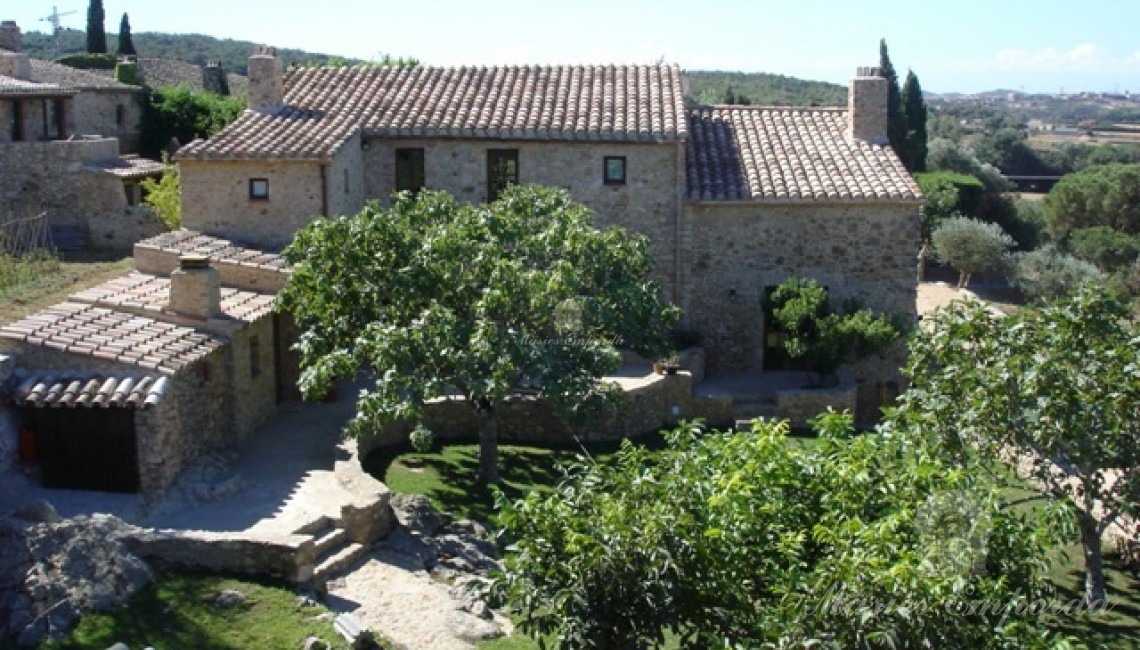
[686,70,846,106]
[22,29,845,107]
[21,28,346,75]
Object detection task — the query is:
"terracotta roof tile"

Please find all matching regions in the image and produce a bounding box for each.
[87,155,166,180]
[686,106,922,202]
[136,230,290,269]
[69,272,277,323]
[0,73,75,97]
[28,59,140,92]
[0,302,223,375]
[177,63,688,161]
[4,372,168,409]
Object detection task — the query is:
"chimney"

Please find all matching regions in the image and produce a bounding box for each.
[202,59,230,95]
[0,21,30,80]
[169,254,222,320]
[847,66,889,146]
[247,45,283,111]
[0,20,20,52]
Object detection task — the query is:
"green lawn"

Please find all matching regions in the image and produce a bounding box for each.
[36,573,353,650]
[368,435,1140,650]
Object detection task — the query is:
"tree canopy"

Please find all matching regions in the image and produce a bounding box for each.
[279,186,678,485]
[1043,163,1140,240]
[902,70,928,172]
[931,216,1015,288]
[139,85,244,160]
[117,13,136,56]
[85,0,106,54]
[495,413,1074,649]
[880,39,908,166]
[897,288,1140,605]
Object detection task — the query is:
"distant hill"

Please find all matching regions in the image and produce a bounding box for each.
[21,29,845,107]
[21,28,347,75]
[686,70,846,107]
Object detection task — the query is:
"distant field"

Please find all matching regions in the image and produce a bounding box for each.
[1031,130,1140,147]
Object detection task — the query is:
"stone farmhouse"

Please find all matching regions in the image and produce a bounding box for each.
[0,230,298,495]
[0,21,164,250]
[177,48,920,408]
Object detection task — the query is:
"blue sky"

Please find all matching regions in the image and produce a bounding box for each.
[9,0,1140,93]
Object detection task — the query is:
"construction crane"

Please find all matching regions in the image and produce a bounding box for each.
[39,5,77,54]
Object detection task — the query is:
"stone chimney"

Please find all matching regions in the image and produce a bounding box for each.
[0,20,20,52]
[247,46,283,111]
[169,254,221,320]
[0,21,30,80]
[202,59,230,96]
[847,66,889,146]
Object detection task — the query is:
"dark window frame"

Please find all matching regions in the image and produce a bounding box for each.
[395,148,426,193]
[487,149,519,202]
[603,156,627,185]
[249,178,269,200]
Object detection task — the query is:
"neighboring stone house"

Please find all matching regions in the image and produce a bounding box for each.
[176,49,920,403]
[0,21,163,250]
[0,230,297,495]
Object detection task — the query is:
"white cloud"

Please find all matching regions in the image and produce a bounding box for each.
[945,43,1140,74]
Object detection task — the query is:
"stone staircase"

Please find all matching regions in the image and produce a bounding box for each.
[733,396,778,431]
[296,516,368,585]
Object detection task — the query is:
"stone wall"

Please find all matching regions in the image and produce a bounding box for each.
[0,138,164,250]
[127,529,316,584]
[229,316,278,439]
[680,201,919,373]
[179,159,324,249]
[363,138,684,297]
[71,90,145,155]
[326,131,366,218]
[775,371,857,428]
[358,372,694,457]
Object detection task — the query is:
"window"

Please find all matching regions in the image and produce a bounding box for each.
[116,104,126,127]
[249,178,269,200]
[487,149,518,202]
[249,335,262,378]
[603,156,626,185]
[395,148,425,193]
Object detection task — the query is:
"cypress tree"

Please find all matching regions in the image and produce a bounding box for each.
[879,39,906,164]
[902,70,928,172]
[117,13,136,56]
[86,0,107,54]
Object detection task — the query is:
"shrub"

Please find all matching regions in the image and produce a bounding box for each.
[1011,245,1105,301]
[1067,226,1140,272]
[141,161,180,229]
[408,424,435,453]
[56,53,116,69]
[931,216,1016,288]
[766,277,901,386]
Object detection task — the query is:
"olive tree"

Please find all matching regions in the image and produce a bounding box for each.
[931,215,1015,288]
[279,186,677,485]
[898,288,1140,605]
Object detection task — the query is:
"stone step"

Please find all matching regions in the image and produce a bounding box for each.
[312,525,348,558]
[313,542,367,582]
[294,515,338,536]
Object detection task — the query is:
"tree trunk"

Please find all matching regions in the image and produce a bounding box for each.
[1080,516,1108,607]
[475,398,500,486]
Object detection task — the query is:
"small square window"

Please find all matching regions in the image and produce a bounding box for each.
[249,178,269,200]
[604,156,626,185]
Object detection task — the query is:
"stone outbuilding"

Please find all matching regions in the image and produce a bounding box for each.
[0,231,297,495]
[175,48,921,415]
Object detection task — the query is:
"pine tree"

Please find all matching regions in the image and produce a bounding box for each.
[117,13,136,56]
[879,39,906,164]
[902,70,928,172]
[86,0,107,54]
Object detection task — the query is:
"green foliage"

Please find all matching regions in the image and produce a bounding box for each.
[720,84,750,105]
[1067,226,1140,272]
[880,39,908,166]
[141,161,181,229]
[898,287,1140,606]
[971,127,1060,176]
[55,52,116,70]
[117,13,136,56]
[139,85,244,159]
[86,0,106,54]
[279,186,678,485]
[916,171,984,240]
[495,415,1074,649]
[931,216,1016,288]
[902,70,928,172]
[408,424,435,453]
[687,70,846,107]
[1044,163,1140,240]
[113,61,138,85]
[1011,245,1105,300]
[766,277,901,386]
